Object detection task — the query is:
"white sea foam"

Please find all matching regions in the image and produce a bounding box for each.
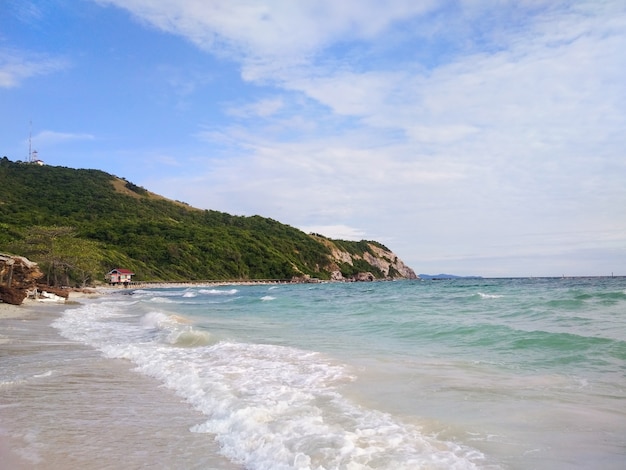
[140,311,172,329]
[147,296,175,303]
[167,329,213,347]
[0,378,26,388]
[260,295,276,301]
[53,299,487,470]
[133,289,189,299]
[139,311,212,347]
[477,292,503,299]
[32,370,54,378]
[199,288,238,295]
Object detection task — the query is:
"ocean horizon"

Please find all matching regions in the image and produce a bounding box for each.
[2,277,625,469]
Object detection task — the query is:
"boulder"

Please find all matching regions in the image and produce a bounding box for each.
[0,286,28,305]
[0,254,45,305]
[352,272,375,282]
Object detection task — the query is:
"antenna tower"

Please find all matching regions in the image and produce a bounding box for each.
[28,120,32,162]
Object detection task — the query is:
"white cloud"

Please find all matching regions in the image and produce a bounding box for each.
[32,130,95,146]
[0,49,67,88]
[94,0,437,62]
[99,0,626,275]
[5,1,44,24]
[299,224,365,241]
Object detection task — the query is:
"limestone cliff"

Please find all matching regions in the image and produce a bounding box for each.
[361,244,417,279]
[310,236,418,282]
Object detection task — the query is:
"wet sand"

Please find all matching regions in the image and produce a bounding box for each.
[0,298,239,470]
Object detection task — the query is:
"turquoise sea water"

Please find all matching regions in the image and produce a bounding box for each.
[52,277,626,469]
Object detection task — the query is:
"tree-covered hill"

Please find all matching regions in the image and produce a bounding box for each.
[0,157,416,285]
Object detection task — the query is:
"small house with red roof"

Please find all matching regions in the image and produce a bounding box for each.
[106,268,135,285]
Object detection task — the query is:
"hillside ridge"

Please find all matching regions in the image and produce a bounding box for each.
[0,157,417,285]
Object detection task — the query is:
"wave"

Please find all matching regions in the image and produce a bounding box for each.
[132,287,239,299]
[32,370,54,378]
[138,340,485,469]
[140,311,186,328]
[140,311,213,347]
[476,292,503,299]
[147,296,176,303]
[132,289,182,297]
[510,329,625,358]
[53,300,487,469]
[198,288,239,296]
[548,289,626,310]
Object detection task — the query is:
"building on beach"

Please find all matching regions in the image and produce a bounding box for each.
[106,268,135,285]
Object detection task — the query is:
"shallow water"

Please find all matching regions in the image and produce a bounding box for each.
[0,308,238,470]
[2,277,625,469]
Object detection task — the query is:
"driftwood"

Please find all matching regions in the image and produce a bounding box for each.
[36,285,69,299]
[0,254,45,305]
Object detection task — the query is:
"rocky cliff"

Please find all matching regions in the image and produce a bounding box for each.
[312,237,418,282]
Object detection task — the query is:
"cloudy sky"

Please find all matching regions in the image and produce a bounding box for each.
[2,0,625,277]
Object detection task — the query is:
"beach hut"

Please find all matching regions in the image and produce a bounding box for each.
[106,268,135,285]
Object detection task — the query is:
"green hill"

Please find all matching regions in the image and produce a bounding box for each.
[0,157,416,286]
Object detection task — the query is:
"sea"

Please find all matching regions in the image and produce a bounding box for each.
[1,277,625,469]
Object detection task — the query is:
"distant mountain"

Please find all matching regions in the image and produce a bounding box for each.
[418,273,483,280]
[0,157,417,285]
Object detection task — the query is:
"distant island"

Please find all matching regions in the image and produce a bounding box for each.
[418,274,483,280]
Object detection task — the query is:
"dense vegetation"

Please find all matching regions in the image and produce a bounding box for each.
[0,157,404,286]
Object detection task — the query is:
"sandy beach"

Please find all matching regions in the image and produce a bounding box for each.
[4,280,626,469]
[0,301,31,320]
[0,292,238,470]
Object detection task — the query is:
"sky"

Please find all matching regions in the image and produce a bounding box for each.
[2,0,625,277]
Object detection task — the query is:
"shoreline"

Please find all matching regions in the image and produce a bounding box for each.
[0,289,103,320]
[0,287,239,469]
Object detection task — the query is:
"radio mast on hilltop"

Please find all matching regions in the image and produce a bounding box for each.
[28,120,32,162]
[27,121,43,165]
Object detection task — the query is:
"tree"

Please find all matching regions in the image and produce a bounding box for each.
[58,237,103,287]
[12,226,103,286]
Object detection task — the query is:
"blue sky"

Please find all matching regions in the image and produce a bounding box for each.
[2,0,625,277]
